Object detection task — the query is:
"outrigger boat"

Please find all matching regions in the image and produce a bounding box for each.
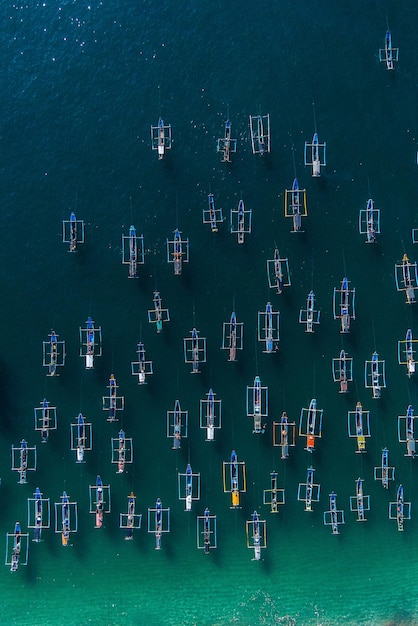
[79,317,102,369]
[333,277,355,333]
[221,311,243,362]
[166,228,189,275]
[297,466,320,512]
[347,402,371,453]
[324,492,345,535]
[374,448,395,489]
[299,291,320,332]
[111,428,133,473]
[263,471,285,513]
[257,302,279,353]
[199,388,222,441]
[70,413,92,463]
[102,374,124,422]
[42,330,66,376]
[273,412,296,459]
[389,485,411,531]
[178,463,200,511]
[304,132,326,177]
[151,117,172,159]
[6,522,28,572]
[89,476,111,529]
[183,327,207,373]
[246,511,266,561]
[147,498,170,550]
[203,193,224,232]
[395,254,418,304]
[398,328,417,377]
[119,493,142,540]
[131,341,153,384]
[62,211,84,252]
[331,350,353,393]
[197,508,217,554]
[249,114,270,155]
[379,30,398,70]
[266,248,291,293]
[246,375,268,434]
[148,291,169,333]
[398,405,417,457]
[284,178,307,233]
[167,399,188,450]
[34,398,57,443]
[350,478,370,522]
[364,351,386,399]
[27,488,50,542]
[231,198,252,244]
[359,198,380,243]
[223,450,247,509]
[11,439,36,484]
[299,399,323,452]
[122,225,144,279]
[54,491,78,547]
[217,119,237,162]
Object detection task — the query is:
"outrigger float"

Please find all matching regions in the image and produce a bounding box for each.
[166,229,189,276]
[297,466,320,512]
[284,179,307,233]
[34,398,57,443]
[11,440,36,484]
[27,488,50,542]
[148,498,170,550]
[398,328,417,378]
[257,302,280,353]
[395,254,418,304]
[246,375,268,434]
[379,30,398,70]
[304,133,326,177]
[89,476,111,529]
[299,291,320,332]
[364,351,386,399]
[70,413,92,463]
[5,522,28,572]
[359,198,380,243]
[120,493,142,540]
[199,388,222,441]
[178,463,200,511]
[263,471,285,513]
[347,402,371,453]
[131,342,153,384]
[249,114,270,155]
[374,448,395,489]
[217,119,236,162]
[62,212,84,252]
[333,277,355,333]
[79,317,102,369]
[223,450,247,509]
[273,412,296,459]
[122,225,144,279]
[332,350,353,393]
[349,478,370,522]
[266,248,291,293]
[324,492,345,535]
[398,405,417,457]
[299,399,323,453]
[230,199,252,244]
[151,117,172,159]
[203,193,224,232]
[221,311,243,362]
[389,485,411,531]
[148,291,170,333]
[246,511,267,561]
[54,491,78,547]
[167,399,188,450]
[111,429,133,473]
[183,327,207,373]
[42,330,66,377]
[102,374,124,422]
[197,508,217,554]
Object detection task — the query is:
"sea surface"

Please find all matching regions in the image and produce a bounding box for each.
[1,1,418,624]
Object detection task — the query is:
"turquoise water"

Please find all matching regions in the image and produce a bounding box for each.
[2,1,418,624]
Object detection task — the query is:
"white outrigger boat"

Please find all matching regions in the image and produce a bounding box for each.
[263,471,285,513]
[299,399,323,453]
[324,492,345,535]
[379,30,398,70]
[398,405,417,457]
[266,248,291,293]
[167,399,188,450]
[102,374,124,422]
[34,398,57,443]
[131,341,153,384]
[359,198,380,243]
[148,498,170,550]
[333,277,355,333]
[304,133,326,177]
[42,330,66,376]
[398,328,417,377]
[5,522,28,572]
[299,290,320,332]
[111,429,133,473]
[221,311,243,362]
[183,327,207,373]
[178,463,200,511]
[297,466,320,512]
[249,114,270,155]
[199,388,222,441]
[364,351,386,399]
[203,193,224,232]
[231,198,252,244]
[27,488,50,542]
[166,228,189,275]
[122,225,144,279]
[151,117,172,159]
[217,119,237,162]
[148,290,170,333]
[257,302,280,353]
[70,413,92,463]
[223,450,247,509]
[11,439,36,484]
[349,478,370,522]
[284,178,307,233]
[395,254,418,304]
[197,508,217,554]
[246,511,267,561]
[347,402,370,453]
[332,350,353,393]
[374,448,395,489]
[79,317,102,369]
[54,491,78,547]
[246,375,268,434]
[389,485,411,531]
[89,476,111,529]
[120,493,142,540]
[62,212,85,252]
[273,412,296,459]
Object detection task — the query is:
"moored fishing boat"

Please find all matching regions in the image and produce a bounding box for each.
[324,492,345,534]
[374,448,395,488]
[379,30,398,70]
